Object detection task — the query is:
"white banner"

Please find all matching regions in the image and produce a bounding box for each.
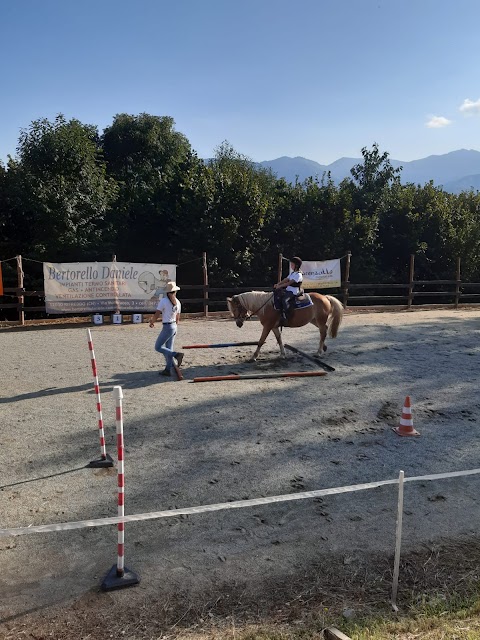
[301,259,341,289]
[43,262,176,314]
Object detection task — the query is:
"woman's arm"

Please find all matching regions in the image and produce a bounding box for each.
[149,310,162,327]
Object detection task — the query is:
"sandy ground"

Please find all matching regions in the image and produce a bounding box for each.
[1,308,480,634]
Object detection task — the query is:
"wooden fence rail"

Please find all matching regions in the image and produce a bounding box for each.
[1,253,480,326]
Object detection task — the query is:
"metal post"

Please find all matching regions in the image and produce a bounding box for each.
[202,252,209,318]
[16,255,25,326]
[115,385,125,577]
[86,329,113,468]
[342,251,351,309]
[391,470,405,611]
[455,257,461,309]
[101,385,139,591]
[407,254,415,309]
[277,253,283,283]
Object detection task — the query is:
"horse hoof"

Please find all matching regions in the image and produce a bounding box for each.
[323,345,328,352]
[248,357,257,363]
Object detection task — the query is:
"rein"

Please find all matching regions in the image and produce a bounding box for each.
[237,292,274,319]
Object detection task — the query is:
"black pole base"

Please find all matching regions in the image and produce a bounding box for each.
[101,565,140,591]
[87,453,114,468]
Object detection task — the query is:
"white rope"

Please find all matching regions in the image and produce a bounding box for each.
[1,467,480,538]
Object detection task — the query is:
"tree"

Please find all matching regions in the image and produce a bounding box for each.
[350,143,402,213]
[101,113,197,261]
[204,142,278,285]
[8,115,117,259]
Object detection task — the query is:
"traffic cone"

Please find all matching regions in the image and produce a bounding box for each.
[393,396,420,436]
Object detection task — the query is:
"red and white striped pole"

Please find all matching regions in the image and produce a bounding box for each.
[87,329,113,468]
[116,385,125,576]
[101,386,139,590]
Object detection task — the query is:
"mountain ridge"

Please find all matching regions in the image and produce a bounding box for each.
[257,149,480,192]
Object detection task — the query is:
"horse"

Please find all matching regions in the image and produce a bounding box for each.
[227,291,344,361]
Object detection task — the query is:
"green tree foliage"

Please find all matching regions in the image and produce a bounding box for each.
[202,142,278,285]
[101,113,197,262]
[3,115,117,260]
[1,115,480,288]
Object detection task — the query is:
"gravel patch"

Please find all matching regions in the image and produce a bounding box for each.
[1,308,480,628]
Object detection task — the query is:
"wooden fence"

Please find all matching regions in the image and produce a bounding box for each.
[1,254,480,326]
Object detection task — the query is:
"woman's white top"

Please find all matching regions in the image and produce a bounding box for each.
[157,297,181,323]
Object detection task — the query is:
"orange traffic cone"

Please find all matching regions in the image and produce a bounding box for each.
[393,396,420,437]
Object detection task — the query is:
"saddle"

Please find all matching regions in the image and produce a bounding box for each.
[273,293,313,311]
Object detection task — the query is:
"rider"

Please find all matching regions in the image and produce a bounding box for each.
[274,256,303,325]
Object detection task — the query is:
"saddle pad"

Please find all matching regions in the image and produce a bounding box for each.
[274,294,313,311]
[294,294,313,309]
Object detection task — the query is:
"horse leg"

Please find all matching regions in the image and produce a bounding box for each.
[272,327,286,358]
[249,325,271,362]
[318,323,328,355]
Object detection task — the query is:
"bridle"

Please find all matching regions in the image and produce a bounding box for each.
[230,293,274,327]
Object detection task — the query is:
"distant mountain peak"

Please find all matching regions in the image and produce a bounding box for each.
[257,149,480,192]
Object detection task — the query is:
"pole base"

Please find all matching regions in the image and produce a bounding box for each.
[101,565,140,591]
[87,453,114,468]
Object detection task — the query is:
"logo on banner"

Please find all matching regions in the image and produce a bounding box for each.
[301,259,341,289]
[43,262,176,314]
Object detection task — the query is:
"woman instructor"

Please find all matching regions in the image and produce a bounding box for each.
[149,281,184,376]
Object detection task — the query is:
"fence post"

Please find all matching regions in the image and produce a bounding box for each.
[342,251,351,309]
[277,253,283,283]
[391,470,405,611]
[16,255,25,326]
[455,257,461,309]
[202,252,209,318]
[407,254,415,309]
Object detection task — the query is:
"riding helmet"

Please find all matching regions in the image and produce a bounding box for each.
[290,256,302,269]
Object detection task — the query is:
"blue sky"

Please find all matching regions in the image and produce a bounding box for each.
[1,0,479,164]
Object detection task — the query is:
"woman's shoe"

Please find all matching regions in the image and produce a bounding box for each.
[175,352,184,367]
[159,369,171,377]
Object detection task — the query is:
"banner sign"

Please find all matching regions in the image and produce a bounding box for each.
[301,259,341,289]
[43,262,176,314]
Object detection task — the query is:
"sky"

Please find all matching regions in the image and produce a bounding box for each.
[1,0,479,164]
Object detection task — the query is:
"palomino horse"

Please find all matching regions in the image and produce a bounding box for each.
[227,291,343,361]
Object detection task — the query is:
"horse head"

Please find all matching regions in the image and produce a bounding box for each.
[227,295,249,328]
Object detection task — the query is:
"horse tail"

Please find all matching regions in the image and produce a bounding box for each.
[326,295,343,338]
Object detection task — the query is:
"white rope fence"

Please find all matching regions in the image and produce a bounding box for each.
[2,467,479,538]
[2,466,480,605]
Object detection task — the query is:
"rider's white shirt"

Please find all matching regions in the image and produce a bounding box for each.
[286,271,302,295]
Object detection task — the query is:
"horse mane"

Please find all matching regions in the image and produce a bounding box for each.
[236,291,274,318]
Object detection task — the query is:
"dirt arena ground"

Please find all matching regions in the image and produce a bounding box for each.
[1,308,480,637]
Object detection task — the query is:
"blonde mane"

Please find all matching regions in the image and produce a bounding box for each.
[231,291,274,318]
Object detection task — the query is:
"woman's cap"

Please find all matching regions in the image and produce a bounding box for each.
[165,281,180,293]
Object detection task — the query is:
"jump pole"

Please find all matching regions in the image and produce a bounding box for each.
[101,386,139,591]
[173,361,184,381]
[193,371,327,383]
[86,329,113,468]
[182,342,259,349]
[284,343,335,372]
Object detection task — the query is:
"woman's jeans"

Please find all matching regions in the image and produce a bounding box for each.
[154,322,178,369]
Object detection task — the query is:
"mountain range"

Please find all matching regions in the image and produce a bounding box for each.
[257,149,480,194]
